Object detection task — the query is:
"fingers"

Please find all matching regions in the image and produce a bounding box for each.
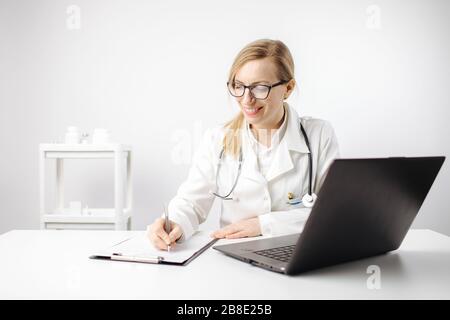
[211,229,225,238]
[212,225,240,239]
[155,227,171,246]
[212,228,229,239]
[146,218,174,250]
[152,233,171,250]
[147,225,169,250]
[225,231,249,239]
[169,223,182,243]
[211,218,261,239]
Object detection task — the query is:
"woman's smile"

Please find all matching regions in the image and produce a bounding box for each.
[242,105,264,117]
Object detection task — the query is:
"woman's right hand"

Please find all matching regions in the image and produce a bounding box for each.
[146,218,183,251]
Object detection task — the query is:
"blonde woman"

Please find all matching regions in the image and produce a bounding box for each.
[148,39,339,250]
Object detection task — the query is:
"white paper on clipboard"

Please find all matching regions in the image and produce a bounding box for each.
[91,231,217,264]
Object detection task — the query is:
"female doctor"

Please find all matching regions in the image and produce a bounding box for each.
[147,39,339,250]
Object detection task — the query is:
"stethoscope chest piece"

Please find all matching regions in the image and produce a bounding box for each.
[286,192,317,207]
[301,193,317,208]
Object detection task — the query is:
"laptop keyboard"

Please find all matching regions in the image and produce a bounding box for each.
[254,245,296,262]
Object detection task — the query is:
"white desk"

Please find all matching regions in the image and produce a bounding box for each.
[0,229,449,299]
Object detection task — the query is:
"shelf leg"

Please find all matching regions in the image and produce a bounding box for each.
[56,158,64,214]
[39,149,46,229]
[126,150,132,230]
[115,145,124,230]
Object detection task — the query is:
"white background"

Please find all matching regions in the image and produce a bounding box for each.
[0,0,449,235]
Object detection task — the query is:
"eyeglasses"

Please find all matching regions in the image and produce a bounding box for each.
[227,80,288,100]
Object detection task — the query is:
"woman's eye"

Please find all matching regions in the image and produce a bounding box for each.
[253,86,266,92]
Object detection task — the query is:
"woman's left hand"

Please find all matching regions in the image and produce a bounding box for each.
[211,217,261,239]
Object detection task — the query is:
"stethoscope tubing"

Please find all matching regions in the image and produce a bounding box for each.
[212,148,243,200]
[213,120,313,202]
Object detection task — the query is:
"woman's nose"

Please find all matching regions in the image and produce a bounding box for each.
[241,88,255,104]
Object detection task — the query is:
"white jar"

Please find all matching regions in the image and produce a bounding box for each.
[65,126,80,144]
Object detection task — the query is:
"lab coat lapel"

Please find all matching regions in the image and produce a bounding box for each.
[240,127,266,185]
[265,103,310,182]
[265,139,294,182]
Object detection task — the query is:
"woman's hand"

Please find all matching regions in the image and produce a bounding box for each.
[211,217,261,239]
[146,218,183,250]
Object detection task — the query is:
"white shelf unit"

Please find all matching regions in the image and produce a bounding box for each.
[39,144,132,230]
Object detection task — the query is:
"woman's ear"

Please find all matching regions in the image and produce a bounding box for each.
[284,79,296,99]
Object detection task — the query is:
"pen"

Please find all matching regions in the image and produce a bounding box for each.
[163,203,171,252]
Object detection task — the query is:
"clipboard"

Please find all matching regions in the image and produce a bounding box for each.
[90,232,218,266]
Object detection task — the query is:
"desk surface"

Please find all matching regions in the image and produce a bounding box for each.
[0,229,449,299]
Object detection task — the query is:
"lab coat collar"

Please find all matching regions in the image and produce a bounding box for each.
[245,106,288,152]
[241,127,266,184]
[240,103,310,183]
[283,102,311,154]
[264,103,310,182]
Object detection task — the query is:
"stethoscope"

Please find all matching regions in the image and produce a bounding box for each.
[212,120,317,208]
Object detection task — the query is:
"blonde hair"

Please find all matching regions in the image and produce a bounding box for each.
[223,39,295,158]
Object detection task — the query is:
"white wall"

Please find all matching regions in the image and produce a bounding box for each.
[1,0,449,235]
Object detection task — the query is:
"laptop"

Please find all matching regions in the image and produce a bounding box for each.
[213,157,445,275]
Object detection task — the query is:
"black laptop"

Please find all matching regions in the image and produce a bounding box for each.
[213,157,445,275]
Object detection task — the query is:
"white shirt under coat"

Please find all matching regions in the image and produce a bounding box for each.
[246,104,288,179]
[168,103,340,241]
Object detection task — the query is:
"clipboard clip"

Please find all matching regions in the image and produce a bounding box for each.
[111,252,164,264]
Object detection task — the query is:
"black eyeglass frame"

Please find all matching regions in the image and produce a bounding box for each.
[226,80,288,100]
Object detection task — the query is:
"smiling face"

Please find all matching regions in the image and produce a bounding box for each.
[233,57,295,130]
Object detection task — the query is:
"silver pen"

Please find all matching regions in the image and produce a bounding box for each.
[163,203,171,252]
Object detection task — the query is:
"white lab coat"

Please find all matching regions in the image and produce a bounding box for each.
[168,103,340,241]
